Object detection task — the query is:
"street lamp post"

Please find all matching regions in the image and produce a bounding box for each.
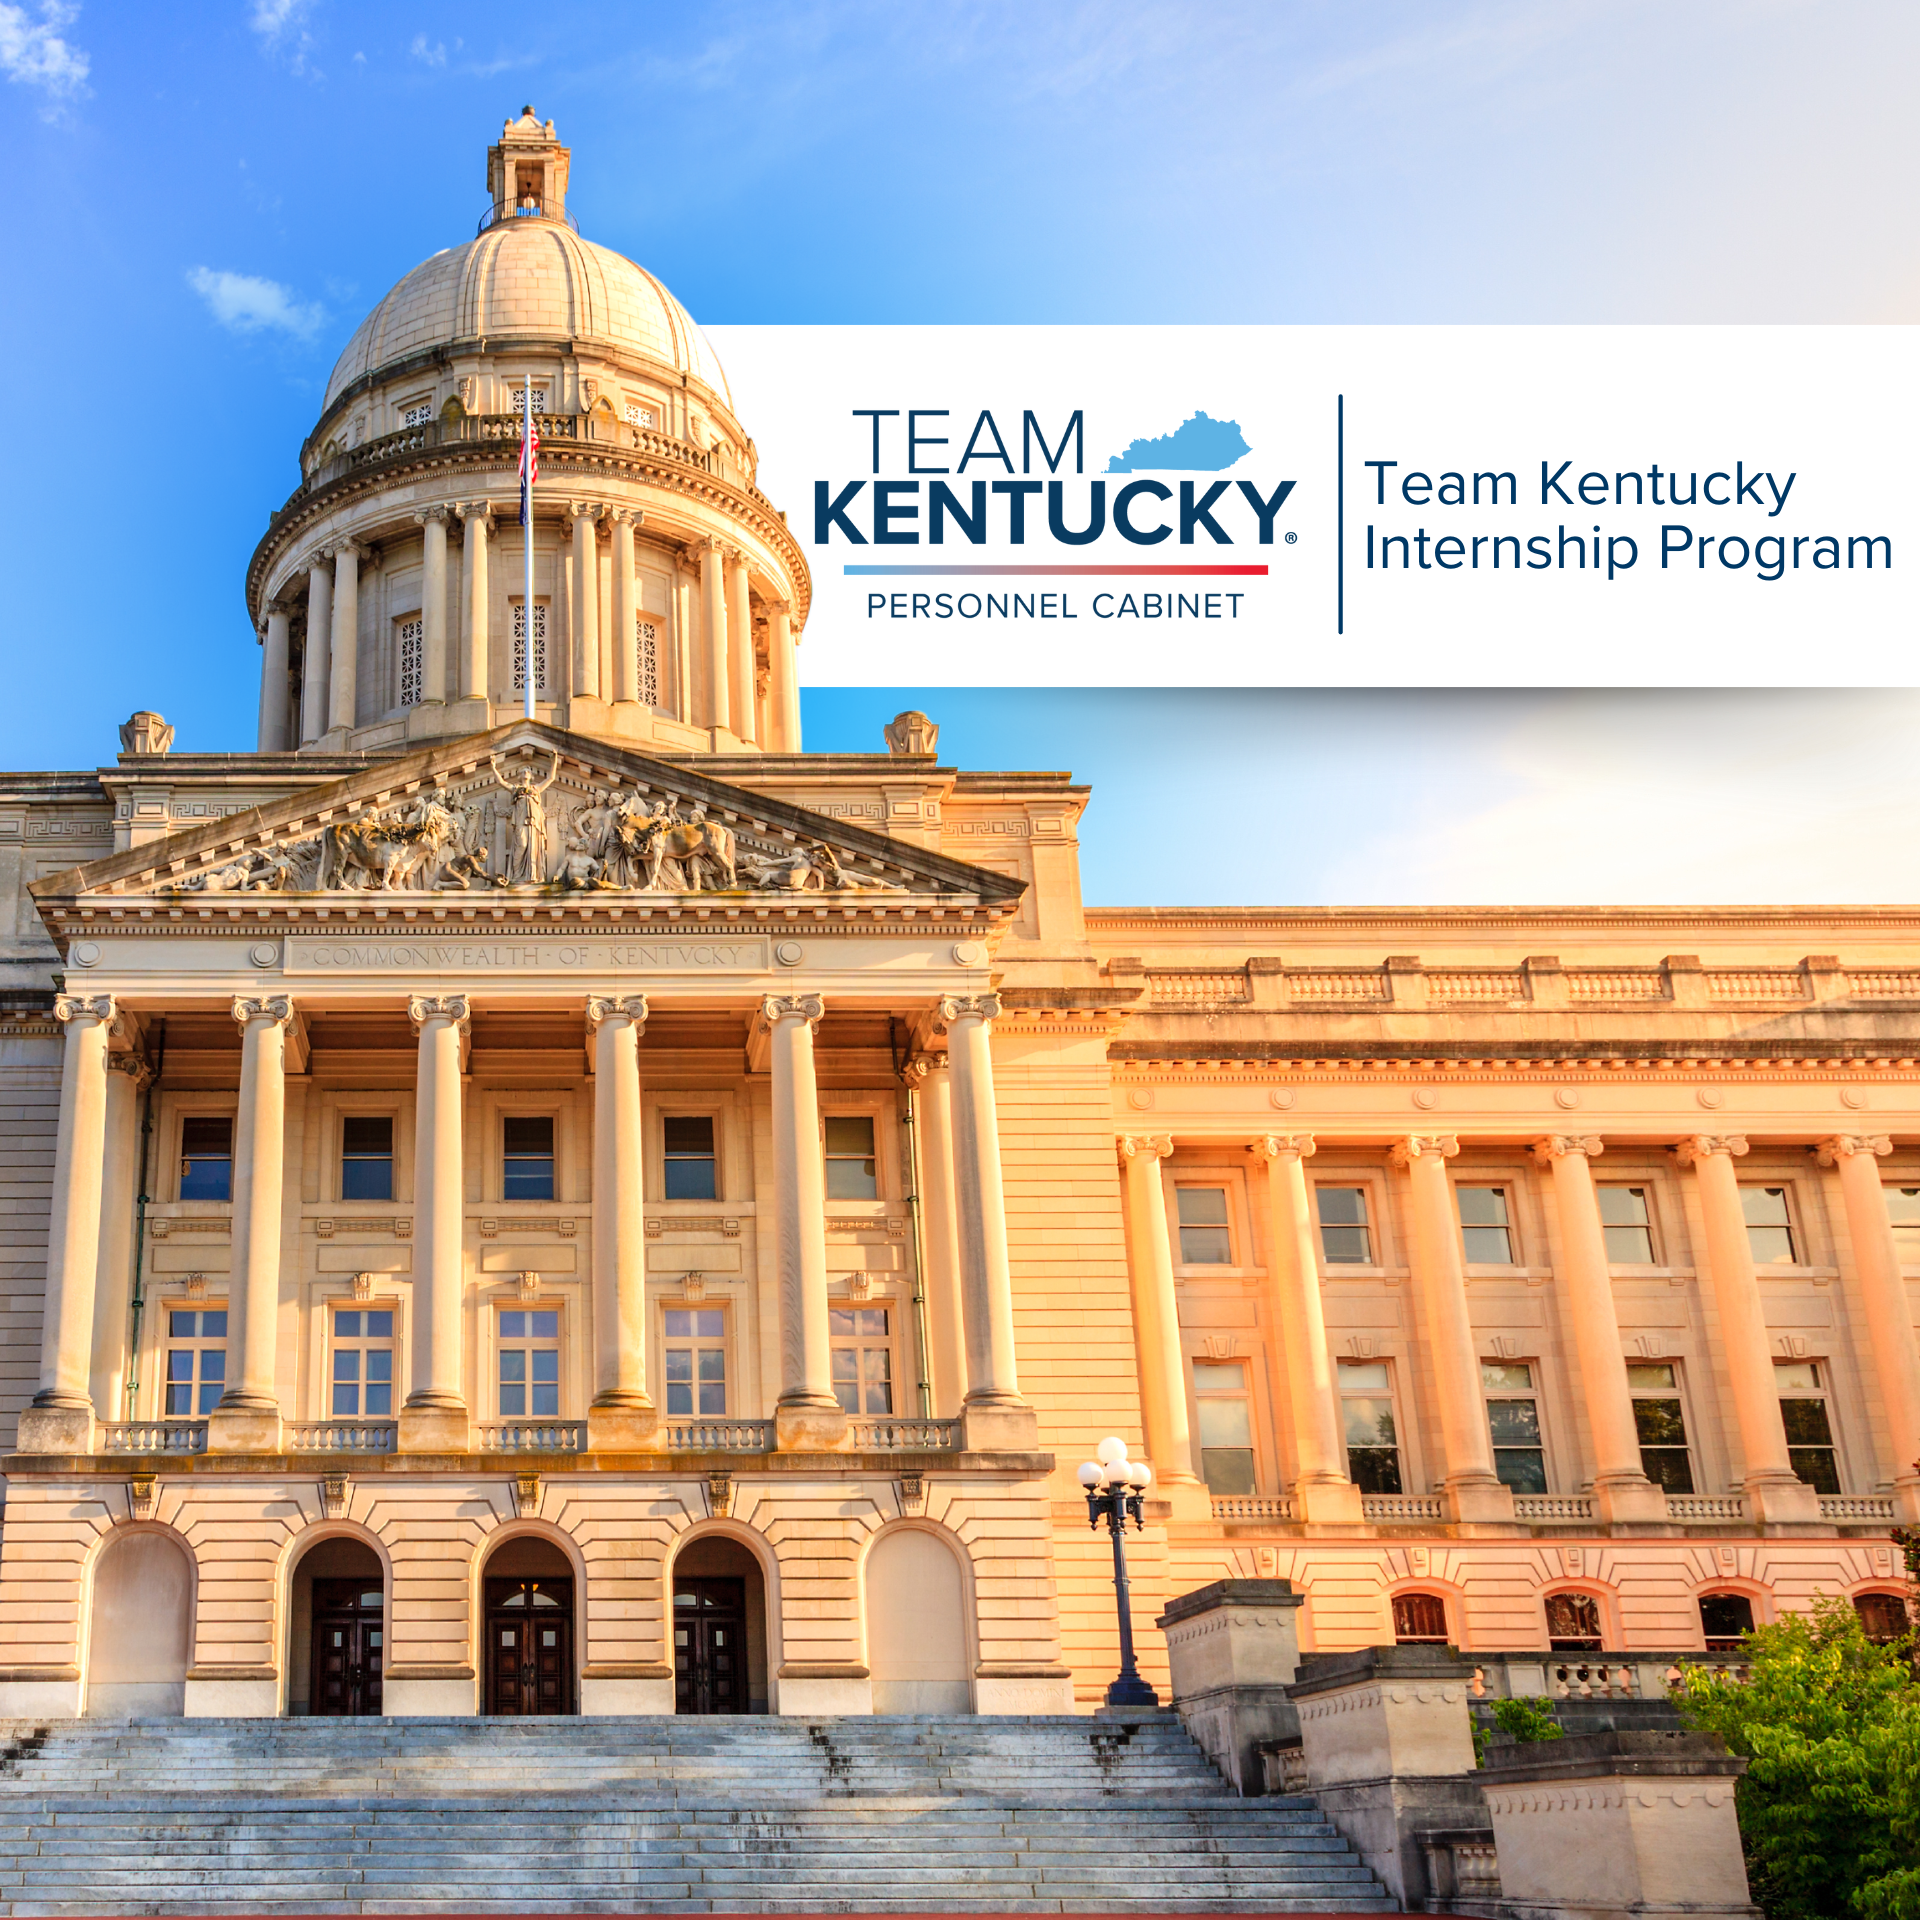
[1078,1434,1159,1708]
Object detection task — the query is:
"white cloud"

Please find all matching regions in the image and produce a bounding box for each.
[186,266,325,341]
[0,0,89,106]
[250,0,316,74]
[409,32,444,66]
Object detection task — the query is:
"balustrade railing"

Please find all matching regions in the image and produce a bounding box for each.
[97,1422,205,1455]
[1821,1493,1896,1520]
[849,1418,958,1451]
[1147,970,1252,1008]
[1471,1650,1753,1701]
[1665,1494,1749,1522]
[663,1419,773,1453]
[285,1422,397,1453]
[1511,1493,1595,1522]
[475,1422,586,1453]
[1362,1493,1445,1521]
[1210,1494,1296,1522]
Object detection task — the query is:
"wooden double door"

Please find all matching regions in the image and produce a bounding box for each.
[485,1576,575,1715]
[310,1579,384,1717]
[674,1576,747,1715]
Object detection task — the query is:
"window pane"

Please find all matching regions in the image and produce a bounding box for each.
[1481,1362,1534,1390]
[169,1311,196,1338]
[342,1116,392,1155]
[1197,1399,1253,1448]
[332,1382,359,1417]
[1177,1187,1231,1226]
[1857,1594,1910,1644]
[697,1350,726,1385]
[531,1350,558,1384]
[1339,1361,1391,1391]
[532,1312,558,1337]
[824,1116,878,1200]
[861,1351,892,1415]
[1598,1185,1654,1260]
[1780,1399,1835,1447]
[698,1373,726,1417]
[500,1311,526,1339]
[1747,1226,1796,1264]
[1487,1401,1542,1444]
[1342,1396,1397,1449]
[824,1116,875,1156]
[500,1382,526,1417]
[1462,1225,1514,1263]
[1546,1593,1603,1648]
[366,1311,392,1339]
[181,1117,233,1157]
[1201,1448,1256,1495]
[504,1163,555,1201]
[341,1156,394,1201]
[857,1309,889,1336]
[1348,1447,1402,1494]
[1191,1363,1245,1392]
[1774,1361,1821,1392]
[1178,1224,1233,1264]
[333,1350,361,1383]
[365,1380,391,1416]
[167,1350,193,1382]
[499,1351,527,1383]
[1320,1224,1373,1263]
[1602,1222,1655,1262]
[197,1380,223,1414]
[665,1115,715,1155]
[1317,1186,1369,1227]
[829,1309,855,1336]
[825,1157,879,1201]
[1456,1187,1509,1226]
[667,1379,692,1415]
[696,1312,723,1337]
[201,1351,224,1383]
[666,1350,692,1383]
[664,1158,717,1200]
[1626,1362,1678,1390]
[1394,1593,1448,1644]
[203,1311,227,1338]
[165,1382,193,1416]
[1633,1399,1689,1447]
[531,1381,559,1417]
[1740,1186,1791,1226]
[504,1117,554,1154]
[1641,1446,1695,1494]
[1699,1593,1755,1646]
[831,1350,858,1385]
[335,1311,363,1338]
[1597,1186,1650,1226]
[1494,1449,1548,1493]
[1789,1447,1841,1494]
[1889,1192,1920,1262]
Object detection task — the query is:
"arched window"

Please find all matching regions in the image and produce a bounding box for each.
[1545,1592,1604,1652]
[1392,1592,1449,1645]
[1699,1592,1755,1652]
[1856,1592,1910,1645]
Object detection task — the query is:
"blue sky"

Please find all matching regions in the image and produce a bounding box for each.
[0,1,1912,901]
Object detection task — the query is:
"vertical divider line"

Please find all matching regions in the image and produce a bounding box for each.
[1336,392,1345,637]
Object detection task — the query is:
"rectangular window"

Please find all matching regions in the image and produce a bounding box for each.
[395,615,424,708]
[829,1306,893,1414]
[1776,1359,1841,1493]
[179,1116,233,1201]
[1886,1188,1920,1263]
[1316,1185,1373,1264]
[663,1116,717,1200]
[1192,1361,1256,1495]
[1627,1361,1696,1493]
[1457,1186,1514,1263]
[503,1116,555,1201]
[509,384,549,413]
[1482,1361,1548,1493]
[1393,1593,1449,1645]
[1741,1186,1797,1264]
[1597,1185,1655,1263]
[1176,1186,1233,1265]
[636,615,660,708]
[1339,1359,1402,1494]
[624,401,657,429]
[165,1308,227,1416]
[399,400,435,429]
[341,1116,394,1202]
[331,1308,395,1418]
[510,598,551,696]
[824,1116,878,1201]
[663,1308,726,1417]
[498,1308,560,1418]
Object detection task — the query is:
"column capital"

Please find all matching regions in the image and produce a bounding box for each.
[586,993,649,1028]
[231,994,294,1028]
[1250,1133,1315,1163]
[107,1050,153,1090]
[408,992,471,1029]
[700,533,727,556]
[901,1051,949,1087]
[305,549,332,574]
[761,992,824,1028]
[331,538,367,564]
[605,504,643,528]
[568,499,605,524]
[767,597,792,619]
[1532,1133,1605,1165]
[938,992,1002,1026]
[456,500,495,527]
[1390,1133,1458,1168]
[1817,1133,1893,1165]
[53,993,114,1026]
[1673,1134,1749,1167]
[1117,1132,1174,1165]
[413,504,450,526]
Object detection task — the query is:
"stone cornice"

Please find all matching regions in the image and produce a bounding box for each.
[1086,905,1920,935]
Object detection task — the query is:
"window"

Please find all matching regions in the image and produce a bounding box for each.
[1175,1186,1233,1264]
[1598,1185,1655,1262]
[179,1116,233,1201]
[1338,1360,1402,1493]
[1627,1362,1695,1493]
[1699,1592,1755,1652]
[510,598,551,696]
[1856,1593,1911,1645]
[503,1116,555,1201]
[1191,1362,1256,1495]
[663,1116,717,1200]
[396,615,424,708]
[509,384,549,413]
[663,1308,726,1417]
[1776,1359,1840,1493]
[341,1116,394,1201]
[1886,1189,1920,1263]
[1457,1186,1514,1263]
[1546,1592,1605,1652]
[1741,1186,1797,1264]
[399,400,435,429]
[1316,1186,1373,1264]
[164,1308,227,1416]
[824,1116,878,1201]
[1392,1593,1450,1645]
[331,1308,394,1418]
[829,1306,892,1414]
[636,615,660,708]
[498,1308,560,1418]
[624,401,657,428]
[1482,1361,1547,1494]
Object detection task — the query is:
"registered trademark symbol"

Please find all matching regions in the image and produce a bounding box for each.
[1284,530,1298,544]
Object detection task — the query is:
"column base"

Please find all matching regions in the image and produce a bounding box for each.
[444,696,494,733]
[1744,1473,1826,1529]
[775,1402,852,1451]
[15,1404,94,1455]
[960,1399,1040,1452]
[183,1668,279,1717]
[205,1404,283,1454]
[1593,1473,1672,1527]
[587,1404,663,1451]
[0,1671,81,1718]
[1157,1476,1215,1525]
[776,1663,873,1715]
[1443,1476,1518,1526]
[1293,1477,1366,1528]
[974,1668,1077,1715]
[398,1403,471,1453]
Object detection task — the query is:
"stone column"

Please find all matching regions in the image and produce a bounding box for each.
[1533,1136,1668,1524]
[209,995,293,1453]
[1392,1134,1514,1524]
[1251,1134,1363,1526]
[257,607,292,751]
[1820,1135,1920,1521]
[944,994,1037,1451]
[1673,1135,1819,1524]
[416,507,449,705]
[700,537,729,734]
[587,994,656,1449]
[458,504,491,704]
[401,994,470,1452]
[300,554,332,745]
[725,551,757,746]
[569,503,601,700]
[1116,1134,1201,1496]
[766,602,800,752]
[912,1057,967,1415]
[18,994,115,1454]
[609,509,640,704]
[326,541,361,738]
[89,1052,150,1423]
[763,995,843,1448]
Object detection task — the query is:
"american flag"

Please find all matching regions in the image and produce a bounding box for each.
[517,391,540,526]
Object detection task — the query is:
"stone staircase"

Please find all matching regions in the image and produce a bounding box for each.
[0,1714,1394,1913]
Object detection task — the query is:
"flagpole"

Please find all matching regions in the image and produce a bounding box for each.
[523,376,536,720]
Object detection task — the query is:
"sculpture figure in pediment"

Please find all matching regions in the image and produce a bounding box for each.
[177,843,309,893]
[489,752,560,887]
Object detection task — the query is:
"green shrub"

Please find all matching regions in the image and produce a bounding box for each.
[1473,1693,1564,1764]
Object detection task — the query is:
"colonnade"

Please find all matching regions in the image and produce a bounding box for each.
[1117,1129,1920,1528]
[19,990,1030,1458]
[262,506,800,752]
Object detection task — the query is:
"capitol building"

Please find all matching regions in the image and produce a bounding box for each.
[0,111,1910,1727]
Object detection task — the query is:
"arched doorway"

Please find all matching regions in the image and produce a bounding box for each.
[482,1535,576,1716]
[87,1531,192,1717]
[289,1536,385,1717]
[672,1534,768,1715]
[866,1527,970,1713]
